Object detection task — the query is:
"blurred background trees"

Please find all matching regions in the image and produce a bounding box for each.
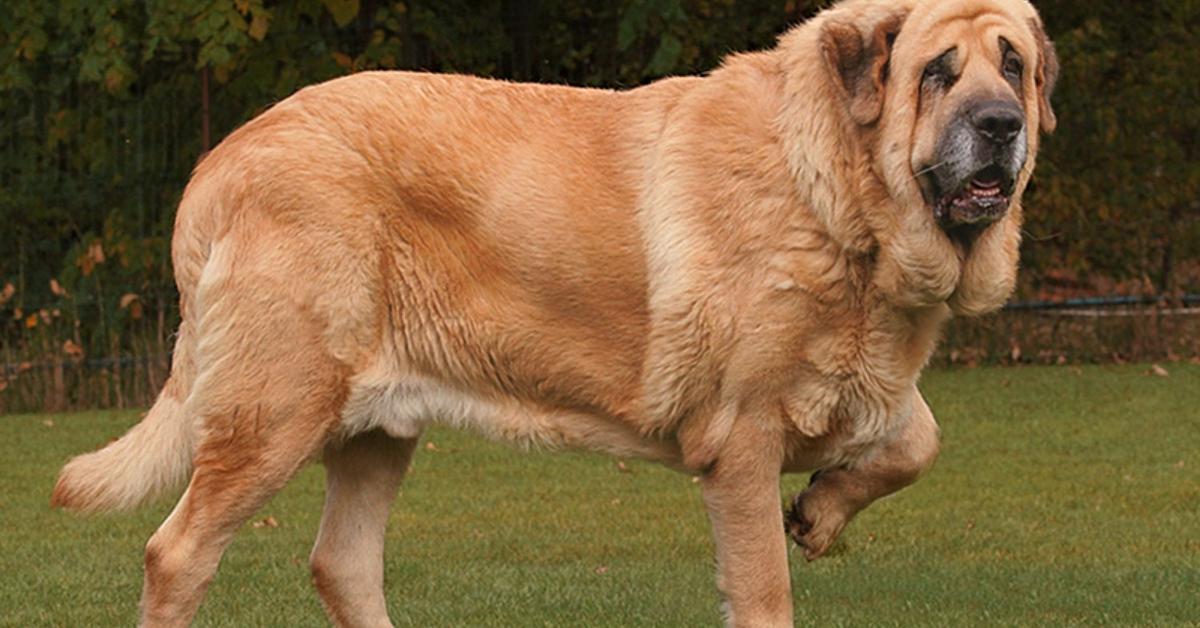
[1,0,1197,410]
[1031,1,1200,297]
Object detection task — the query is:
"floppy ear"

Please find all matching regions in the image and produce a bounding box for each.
[1028,18,1059,134]
[820,12,906,126]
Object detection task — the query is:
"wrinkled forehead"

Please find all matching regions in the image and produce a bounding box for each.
[897,0,1039,65]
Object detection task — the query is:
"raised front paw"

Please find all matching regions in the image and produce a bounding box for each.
[784,488,849,561]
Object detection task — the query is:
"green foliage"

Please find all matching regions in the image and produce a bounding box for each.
[1030,1,1200,293]
[619,0,688,76]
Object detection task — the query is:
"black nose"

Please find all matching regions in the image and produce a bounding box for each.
[971,101,1024,145]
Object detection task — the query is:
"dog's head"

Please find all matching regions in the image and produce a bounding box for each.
[821,0,1057,239]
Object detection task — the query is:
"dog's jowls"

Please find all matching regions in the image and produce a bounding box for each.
[52,0,1056,625]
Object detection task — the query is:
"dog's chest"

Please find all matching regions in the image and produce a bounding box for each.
[770,298,941,467]
[780,365,913,466]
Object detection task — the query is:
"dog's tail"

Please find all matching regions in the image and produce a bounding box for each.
[51,321,198,514]
[50,150,233,515]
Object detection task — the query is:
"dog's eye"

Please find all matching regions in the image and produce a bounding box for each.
[922,62,951,89]
[1003,53,1023,80]
[922,49,957,89]
[922,61,944,86]
[999,38,1024,83]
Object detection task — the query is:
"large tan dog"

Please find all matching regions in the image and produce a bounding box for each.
[52,0,1057,625]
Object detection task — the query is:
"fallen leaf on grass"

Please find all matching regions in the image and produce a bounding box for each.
[425,442,438,451]
[252,516,279,529]
[594,566,609,575]
[615,461,631,473]
[1148,364,1169,378]
[42,419,55,427]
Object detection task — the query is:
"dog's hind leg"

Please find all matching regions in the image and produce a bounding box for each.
[310,429,419,628]
[786,390,941,560]
[138,284,352,626]
[140,388,345,626]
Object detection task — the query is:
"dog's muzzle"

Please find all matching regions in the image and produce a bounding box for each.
[921,99,1027,230]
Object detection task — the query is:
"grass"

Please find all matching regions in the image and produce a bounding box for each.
[1,364,1198,627]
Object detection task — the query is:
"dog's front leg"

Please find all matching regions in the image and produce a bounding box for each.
[786,390,941,559]
[699,419,792,628]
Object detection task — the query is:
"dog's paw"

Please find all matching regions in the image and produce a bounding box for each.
[784,491,846,561]
[784,495,813,542]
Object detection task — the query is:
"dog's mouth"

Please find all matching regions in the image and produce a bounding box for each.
[925,164,1014,229]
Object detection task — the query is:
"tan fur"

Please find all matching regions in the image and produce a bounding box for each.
[51,0,1056,625]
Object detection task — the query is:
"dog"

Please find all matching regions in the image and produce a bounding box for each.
[52,0,1057,625]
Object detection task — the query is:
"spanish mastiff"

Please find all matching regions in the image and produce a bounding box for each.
[52,0,1057,625]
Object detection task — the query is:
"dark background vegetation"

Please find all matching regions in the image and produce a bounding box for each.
[1,0,1198,411]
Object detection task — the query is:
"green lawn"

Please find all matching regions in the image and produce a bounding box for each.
[2,365,1198,627]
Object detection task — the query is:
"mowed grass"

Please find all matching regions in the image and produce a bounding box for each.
[1,364,1198,627]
